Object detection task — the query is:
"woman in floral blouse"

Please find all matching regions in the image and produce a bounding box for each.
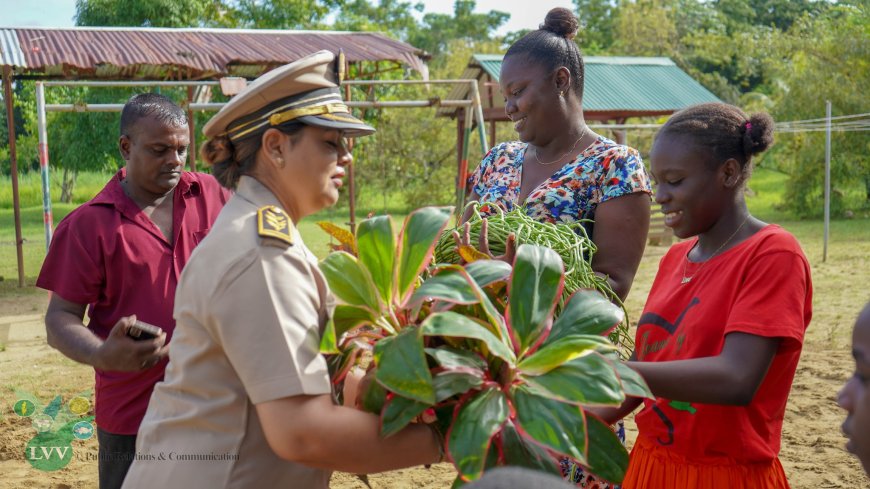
[463,8,652,488]
[464,8,651,304]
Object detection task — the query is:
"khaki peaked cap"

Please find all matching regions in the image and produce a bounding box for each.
[203,50,374,140]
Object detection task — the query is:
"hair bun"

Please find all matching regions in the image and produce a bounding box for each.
[540,7,579,40]
[743,112,775,157]
[200,134,235,167]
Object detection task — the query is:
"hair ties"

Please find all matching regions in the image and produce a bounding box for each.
[744,121,752,132]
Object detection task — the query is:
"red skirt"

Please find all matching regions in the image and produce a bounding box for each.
[622,437,790,489]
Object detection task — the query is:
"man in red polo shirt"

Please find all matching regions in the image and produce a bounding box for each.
[36,93,231,489]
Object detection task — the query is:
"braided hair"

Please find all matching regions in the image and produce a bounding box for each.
[657,102,775,177]
[505,8,584,99]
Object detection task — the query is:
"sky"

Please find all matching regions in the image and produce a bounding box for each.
[0,0,576,37]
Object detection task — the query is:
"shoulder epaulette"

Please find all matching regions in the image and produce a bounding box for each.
[257,206,294,246]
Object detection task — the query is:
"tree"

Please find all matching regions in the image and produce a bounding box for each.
[345,37,505,213]
[74,0,216,27]
[770,4,870,217]
[611,0,678,56]
[333,0,423,40]
[409,0,509,56]
[714,0,828,32]
[1,81,42,176]
[573,0,617,53]
[35,0,220,202]
[218,0,344,29]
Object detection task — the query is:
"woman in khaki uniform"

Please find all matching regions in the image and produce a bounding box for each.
[122,51,441,489]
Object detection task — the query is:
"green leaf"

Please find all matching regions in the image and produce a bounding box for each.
[395,206,453,304]
[426,347,487,371]
[375,326,435,404]
[518,335,616,375]
[421,311,516,364]
[508,245,564,356]
[360,379,388,414]
[500,419,562,477]
[332,304,377,341]
[381,395,430,438]
[547,289,625,346]
[523,352,625,406]
[512,385,588,464]
[469,274,512,345]
[319,252,381,311]
[461,260,515,345]
[433,370,484,402]
[584,415,629,483]
[412,266,478,305]
[320,315,338,354]
[614,362,654,399]
[465,259,512,288]
[447,388,509,481]
[357,215,396,304]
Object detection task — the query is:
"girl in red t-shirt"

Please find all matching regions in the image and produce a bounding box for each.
[596,102,812,488]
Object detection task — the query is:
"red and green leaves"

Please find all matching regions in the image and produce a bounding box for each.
[374,326,434,404]
[356,215,395,304]
[507,245,564,356]
[319,207,650,485]
[395,207,453,303]
[447,388,509,480]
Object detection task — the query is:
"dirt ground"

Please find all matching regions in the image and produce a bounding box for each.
[1,269,867,488]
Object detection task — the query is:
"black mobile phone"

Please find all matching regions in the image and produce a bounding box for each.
[127,320,163,341]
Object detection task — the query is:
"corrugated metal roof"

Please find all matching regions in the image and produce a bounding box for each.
[0,27,428,80]
[439,54,720,119]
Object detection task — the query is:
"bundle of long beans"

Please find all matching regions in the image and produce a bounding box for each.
[434,202,633,351]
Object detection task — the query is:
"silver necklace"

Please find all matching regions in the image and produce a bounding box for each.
[532,127,589,166]
[681,215,750,284]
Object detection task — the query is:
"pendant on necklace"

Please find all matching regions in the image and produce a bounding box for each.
[681,277,692,284]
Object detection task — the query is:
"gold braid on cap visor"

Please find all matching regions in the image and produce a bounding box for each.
[225,91,358,140]
[227,102,350,141]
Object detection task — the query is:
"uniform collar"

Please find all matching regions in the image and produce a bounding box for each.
[235,175,284,210]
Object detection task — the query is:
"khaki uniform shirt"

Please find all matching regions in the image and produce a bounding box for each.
[122,176,333,489]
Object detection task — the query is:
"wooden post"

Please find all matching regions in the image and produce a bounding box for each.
[186,86,197,171]
[486,77,496,149]
[823,100,831,262]
[344,61,356,235]
[614,118,627,145]
[455,110,468,214]
[3,66,25,287]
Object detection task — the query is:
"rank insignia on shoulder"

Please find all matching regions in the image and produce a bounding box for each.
[257,206,294,246]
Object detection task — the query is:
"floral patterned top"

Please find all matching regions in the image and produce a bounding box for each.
[468,136,651,224]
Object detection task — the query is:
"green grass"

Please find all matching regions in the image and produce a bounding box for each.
[0,168,418,285]
[746,166,792,222]
[0,201,408,286]
[0,171,113,209]
[0,204,79,286]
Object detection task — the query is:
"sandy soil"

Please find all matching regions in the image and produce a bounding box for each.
[0,293,867,488]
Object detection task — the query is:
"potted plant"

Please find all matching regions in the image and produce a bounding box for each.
[319,207,652,485]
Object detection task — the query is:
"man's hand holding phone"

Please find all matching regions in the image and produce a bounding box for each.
[93,315,169,371]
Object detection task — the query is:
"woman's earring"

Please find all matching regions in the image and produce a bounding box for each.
[559,90,564,98]
[275,157,285,169]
